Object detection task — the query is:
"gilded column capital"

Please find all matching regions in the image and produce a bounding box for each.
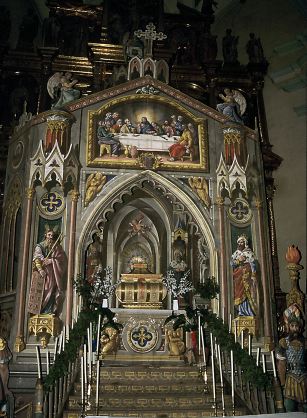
[255,198,263,208]
[14,335,26,352]
[25,188,35,199]
[215,197,224,207]
[70,190,80,202]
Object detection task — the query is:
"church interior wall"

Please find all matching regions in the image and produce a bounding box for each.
[212,0,307,294]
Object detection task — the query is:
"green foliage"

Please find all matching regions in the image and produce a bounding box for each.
[165,306,271,389]
[44,306,122,391]
[196,276,220,300]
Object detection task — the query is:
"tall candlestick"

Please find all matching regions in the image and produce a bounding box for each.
[54,337,58,359]
[241,330,244,349]
[230,350,234,400]
[83,344,88,390]
[46,350,50,375]
[248,334,252,356]
[228,313,232,333]
[262,354,266,373]
[200,326,206,366]
[95,360,100,408]
[36,346,42,379]
[256,347,261,366]
[96,314,102,358]
[81,357,84,404]
[210,333,216,401]
[198,313,201,359]
[218,345,225,415]
[271,350,277,378]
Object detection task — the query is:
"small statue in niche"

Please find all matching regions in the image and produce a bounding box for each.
[222,28,239,64]
[86,234,103,283]
[216,88,246,124]
[246,33,266,64]
[276,305,307,413]
[167,329,185,356]
[100,327,120,356]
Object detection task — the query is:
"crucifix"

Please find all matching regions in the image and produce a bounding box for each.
[134,22,167,58]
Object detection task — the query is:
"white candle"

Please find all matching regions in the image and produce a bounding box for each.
[256,347,261,366]
[262,354,266,373]
[200,326,207,371]
[96,314,102,358]
[95,360,100,407]
[241,330,244,348]
[248,334,252,356]
[217,345,223,385]
[210,333,216,400]
[36,346,42,379]
[46,350,50,375]
[83,344,88,389]
[230,350,234,400]
[81,357,84,403]
[229,313,232,333]
[234,322,237,342]
[198,314,201,359]
[58,332,63,354]
[271,350,277,378]
[66,325,70,342]
[54,337,58,359]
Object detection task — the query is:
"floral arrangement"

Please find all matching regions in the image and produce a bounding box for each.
[162,269,194,298]
[91,266,120,299]
[74,266,120,309]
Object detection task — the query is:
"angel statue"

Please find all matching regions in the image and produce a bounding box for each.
[216,88,246,124]
[47,72,80,109]
[84,172,107,207]
[188,177,211,208]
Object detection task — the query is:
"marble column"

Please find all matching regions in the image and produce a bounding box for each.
[66,190,79,327]
[15,188,35,352]
[255,199,273,342]
[216,197,228,320]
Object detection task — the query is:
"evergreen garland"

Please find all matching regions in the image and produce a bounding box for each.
[165,306,271,388]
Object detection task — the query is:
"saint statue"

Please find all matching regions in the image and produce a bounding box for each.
[231,235,258,317]
[28,229,67,316]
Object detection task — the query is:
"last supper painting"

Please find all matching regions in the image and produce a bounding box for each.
[87,95,208,171]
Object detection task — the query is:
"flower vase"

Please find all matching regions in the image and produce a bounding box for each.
[172,299,179,311]
[102,298,108,308]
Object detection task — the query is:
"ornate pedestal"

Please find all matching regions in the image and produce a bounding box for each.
[28,314,61,348]
[116,273,167,309]
[233,316,258,337]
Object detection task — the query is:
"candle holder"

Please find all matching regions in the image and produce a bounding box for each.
[78,400,89,418]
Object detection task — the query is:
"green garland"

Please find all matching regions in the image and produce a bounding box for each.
[44,307,122,391]
[195,276,220,300]
[165,306,271,389]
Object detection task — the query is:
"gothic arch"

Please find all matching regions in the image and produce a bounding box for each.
[76,170,218,280]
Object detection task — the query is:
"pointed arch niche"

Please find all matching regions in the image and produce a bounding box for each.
[76,171,218,310]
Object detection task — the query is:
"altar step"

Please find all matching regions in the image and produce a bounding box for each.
[63,365,248,418]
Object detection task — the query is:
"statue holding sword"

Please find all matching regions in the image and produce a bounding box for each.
[28,228,67,316]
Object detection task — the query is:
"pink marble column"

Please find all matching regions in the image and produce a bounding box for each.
[216,197,228,321]
[255,199,273,341]
[15,188,35,352]
[66,191,79,327]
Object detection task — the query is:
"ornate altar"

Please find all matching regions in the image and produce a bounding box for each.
[116,260,167,309]
[116,273,167,309]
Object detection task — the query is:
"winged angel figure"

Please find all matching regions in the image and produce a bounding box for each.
[216,88,246,124]
[47,72,80,109]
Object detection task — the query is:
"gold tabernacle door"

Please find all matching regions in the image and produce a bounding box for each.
[116,273,167,309]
